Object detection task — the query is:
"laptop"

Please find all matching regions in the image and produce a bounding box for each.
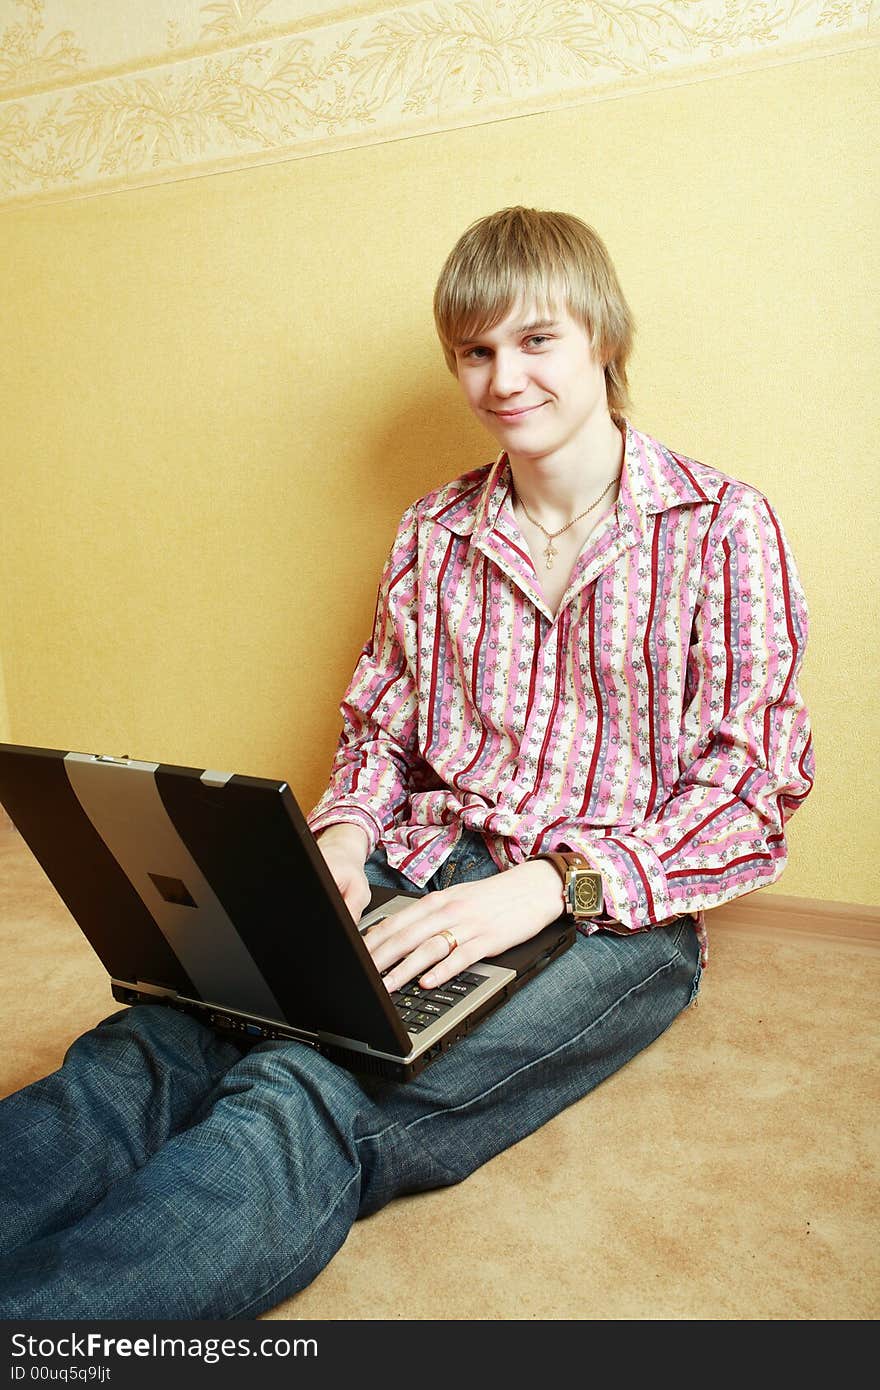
[0,743,575,1081]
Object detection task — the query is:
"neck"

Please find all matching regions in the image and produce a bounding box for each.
[508,413,625,527]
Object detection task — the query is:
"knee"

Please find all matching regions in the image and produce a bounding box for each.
[96,1004,207,1051]
[66,1004,241,1080]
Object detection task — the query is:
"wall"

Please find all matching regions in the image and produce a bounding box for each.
[1,3,878,905]
[0,650,8,743]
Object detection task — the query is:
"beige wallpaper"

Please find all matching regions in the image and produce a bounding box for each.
[0,647,8,746]
[1,0,876,206]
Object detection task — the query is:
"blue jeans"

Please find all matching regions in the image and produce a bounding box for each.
[0,832,700,1319]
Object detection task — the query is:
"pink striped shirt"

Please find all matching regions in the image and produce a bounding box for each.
[308,422,814,962]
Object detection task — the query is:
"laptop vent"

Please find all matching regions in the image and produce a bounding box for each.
[319,1042,402,1081]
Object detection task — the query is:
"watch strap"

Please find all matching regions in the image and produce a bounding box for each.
[538,851,590,886]
[535,851,603,919]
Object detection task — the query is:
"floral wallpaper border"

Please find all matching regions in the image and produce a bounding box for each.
[1,0,876,207]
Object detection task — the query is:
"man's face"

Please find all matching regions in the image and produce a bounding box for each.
[452,299,610,467]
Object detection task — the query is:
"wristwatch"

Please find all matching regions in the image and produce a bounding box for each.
[538,852,604,920]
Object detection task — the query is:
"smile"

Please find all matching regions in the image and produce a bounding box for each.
[489,403,547,421]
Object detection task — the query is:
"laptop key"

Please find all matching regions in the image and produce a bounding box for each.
[423,990,457,1006]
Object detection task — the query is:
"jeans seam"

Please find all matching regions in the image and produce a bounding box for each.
[669,917,701,1002]
[227,1167,363,1319]
[402,946,688,1136]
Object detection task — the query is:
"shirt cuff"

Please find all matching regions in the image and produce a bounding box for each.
[306,803,383,859]
[555,837,669,930]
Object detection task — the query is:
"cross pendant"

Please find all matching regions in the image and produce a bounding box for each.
[544,538,557,570]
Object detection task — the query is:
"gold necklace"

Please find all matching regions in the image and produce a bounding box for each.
[517,473,620,570]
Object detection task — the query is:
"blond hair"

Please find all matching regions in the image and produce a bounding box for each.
[433,206,634,419]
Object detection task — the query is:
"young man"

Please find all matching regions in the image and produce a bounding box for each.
[0,208,813,1319]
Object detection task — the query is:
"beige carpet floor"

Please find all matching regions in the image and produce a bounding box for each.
[1,822,877,1321]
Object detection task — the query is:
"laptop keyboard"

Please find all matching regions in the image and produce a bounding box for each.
[391,971,485,1033]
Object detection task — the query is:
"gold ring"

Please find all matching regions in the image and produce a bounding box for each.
[437,928,458,957]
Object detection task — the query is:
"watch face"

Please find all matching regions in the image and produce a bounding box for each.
[571,871,602,916]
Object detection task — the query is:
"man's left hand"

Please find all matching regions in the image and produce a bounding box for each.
[362,859,564,993]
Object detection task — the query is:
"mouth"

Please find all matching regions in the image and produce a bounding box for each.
[489,402,547,422]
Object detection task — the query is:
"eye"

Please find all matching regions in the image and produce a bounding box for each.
[460,345,490,361]
[525,335,551,348]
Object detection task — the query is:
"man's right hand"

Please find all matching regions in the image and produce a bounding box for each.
[315,823,372,923]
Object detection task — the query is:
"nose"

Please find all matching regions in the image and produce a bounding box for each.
[489,348,527,398]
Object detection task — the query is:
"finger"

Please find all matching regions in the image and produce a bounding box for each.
[361,897,433,950]
[417,945,466,990]
[365,905,452,975]
[337,875,370,918]
[361,893,449,963]
[381,932,459,994]
[365,920,429,976]
[343,890,371,924]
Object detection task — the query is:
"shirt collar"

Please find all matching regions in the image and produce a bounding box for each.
[619,421,725,535]
[428,456,511,539]
[430,421,725,544]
